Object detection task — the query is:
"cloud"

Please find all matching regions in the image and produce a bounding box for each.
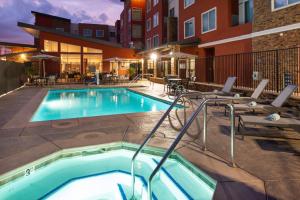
[0,0,123,44]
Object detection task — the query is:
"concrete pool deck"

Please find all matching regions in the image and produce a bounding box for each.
[0,83,299,199]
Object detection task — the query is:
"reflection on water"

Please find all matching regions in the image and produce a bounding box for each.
[32,88,171,122]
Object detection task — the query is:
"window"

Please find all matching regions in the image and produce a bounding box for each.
[132,8,142,21]
[146,38,151,49]
[202,8,217,33]
[146,18,152,31]
[153,0,159,6]
[128,9,131,22]
[153,35,159,47]
[184,18,195,38]
[169,8,175,17]
[83,47,102,53]
[61,43,81,53]
[83,29,92,37]
[273,0,300,10]
[110,31,116,37]
[96,30,104,38]
[132,24,142,38]
[147,0,151,12]
[44,40,58,52]
[239,0,253,24]
[184,0,195,8]
[56,28,64,32]
[153,12,159,28]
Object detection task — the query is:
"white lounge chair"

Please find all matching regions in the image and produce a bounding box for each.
[237,84,299,133]
[224,79,269,115]
[232,84,297,113]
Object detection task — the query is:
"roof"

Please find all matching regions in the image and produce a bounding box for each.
[0,41,35,48]
[160,52,198,59]
[104,57,140,62]
[31,11,71,22]
[137,38,200,55]
[18,22,125,49]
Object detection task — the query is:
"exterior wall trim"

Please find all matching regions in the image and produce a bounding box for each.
[198,22,300,48]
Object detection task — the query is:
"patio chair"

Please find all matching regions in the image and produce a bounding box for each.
[231,84,297,114]
[47,75,56,85]
[224,79,269,115]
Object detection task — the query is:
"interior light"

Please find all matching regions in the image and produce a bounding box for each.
[150,53,158,61]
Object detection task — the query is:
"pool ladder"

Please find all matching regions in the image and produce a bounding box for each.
[130,92,237,200]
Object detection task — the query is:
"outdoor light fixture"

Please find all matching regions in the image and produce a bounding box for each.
[169,51,173,55]
[20,54,26,60]
[150,53,158,61]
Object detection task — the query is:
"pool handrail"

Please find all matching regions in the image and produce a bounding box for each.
[130,91,204,198]
[147,98,236,200]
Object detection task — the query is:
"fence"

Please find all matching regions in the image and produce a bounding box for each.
[195,47,300,96]
[0,61,26,96]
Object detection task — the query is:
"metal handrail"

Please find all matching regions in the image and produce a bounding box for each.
[147,98,236,200]
[127,74,142,87]
[130,92,204,199]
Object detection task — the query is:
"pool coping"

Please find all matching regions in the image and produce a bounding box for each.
[0,142,217,192]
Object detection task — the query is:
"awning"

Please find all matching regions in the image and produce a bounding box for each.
[160,52,198,59]
[104,57,140,62]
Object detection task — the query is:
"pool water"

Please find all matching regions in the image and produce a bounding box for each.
[31,88,172,122]
[0,144,216,200]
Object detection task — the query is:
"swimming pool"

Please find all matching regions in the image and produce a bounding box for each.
[31,88,172,122]
[0,143,216,200]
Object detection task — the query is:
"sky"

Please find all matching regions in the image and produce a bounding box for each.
[0,0,123,44]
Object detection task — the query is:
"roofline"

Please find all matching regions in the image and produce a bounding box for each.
[137,39,200,55]
[31,11,71,22]
[18,22,128,49]
[0,41,36,48]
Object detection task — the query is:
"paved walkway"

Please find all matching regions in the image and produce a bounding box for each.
[0,83,299,200]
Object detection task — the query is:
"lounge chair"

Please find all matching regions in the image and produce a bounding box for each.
[237,84,299,134]
[202,76,237,96]
[224,79,269,115]
[231,84,297,114]
[238,115,300,133]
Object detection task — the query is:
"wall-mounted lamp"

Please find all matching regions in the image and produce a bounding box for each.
[150,53,158,61]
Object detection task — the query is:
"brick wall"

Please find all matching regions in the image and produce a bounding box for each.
[252,0,300,51]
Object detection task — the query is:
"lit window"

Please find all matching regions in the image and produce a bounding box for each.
[146,18,151,31]
[132,8,142,21]
[96,30,104,38]
[184,18,195,38]
[202,8,217,33]
[273,0,300,10]
[132,25,142,38]
[153,0,159,6]
[61,43,81,53]
[184,0,195,8]
[44,40,58,52]
[83,47,102,53]
[153,12,159,28]
[83,29,92,37]
[153,35,159,47]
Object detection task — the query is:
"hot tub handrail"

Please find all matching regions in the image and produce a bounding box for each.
[147,98,236,200]
[130,92,204,198]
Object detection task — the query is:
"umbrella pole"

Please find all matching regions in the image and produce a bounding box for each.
[43,60,46,78]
